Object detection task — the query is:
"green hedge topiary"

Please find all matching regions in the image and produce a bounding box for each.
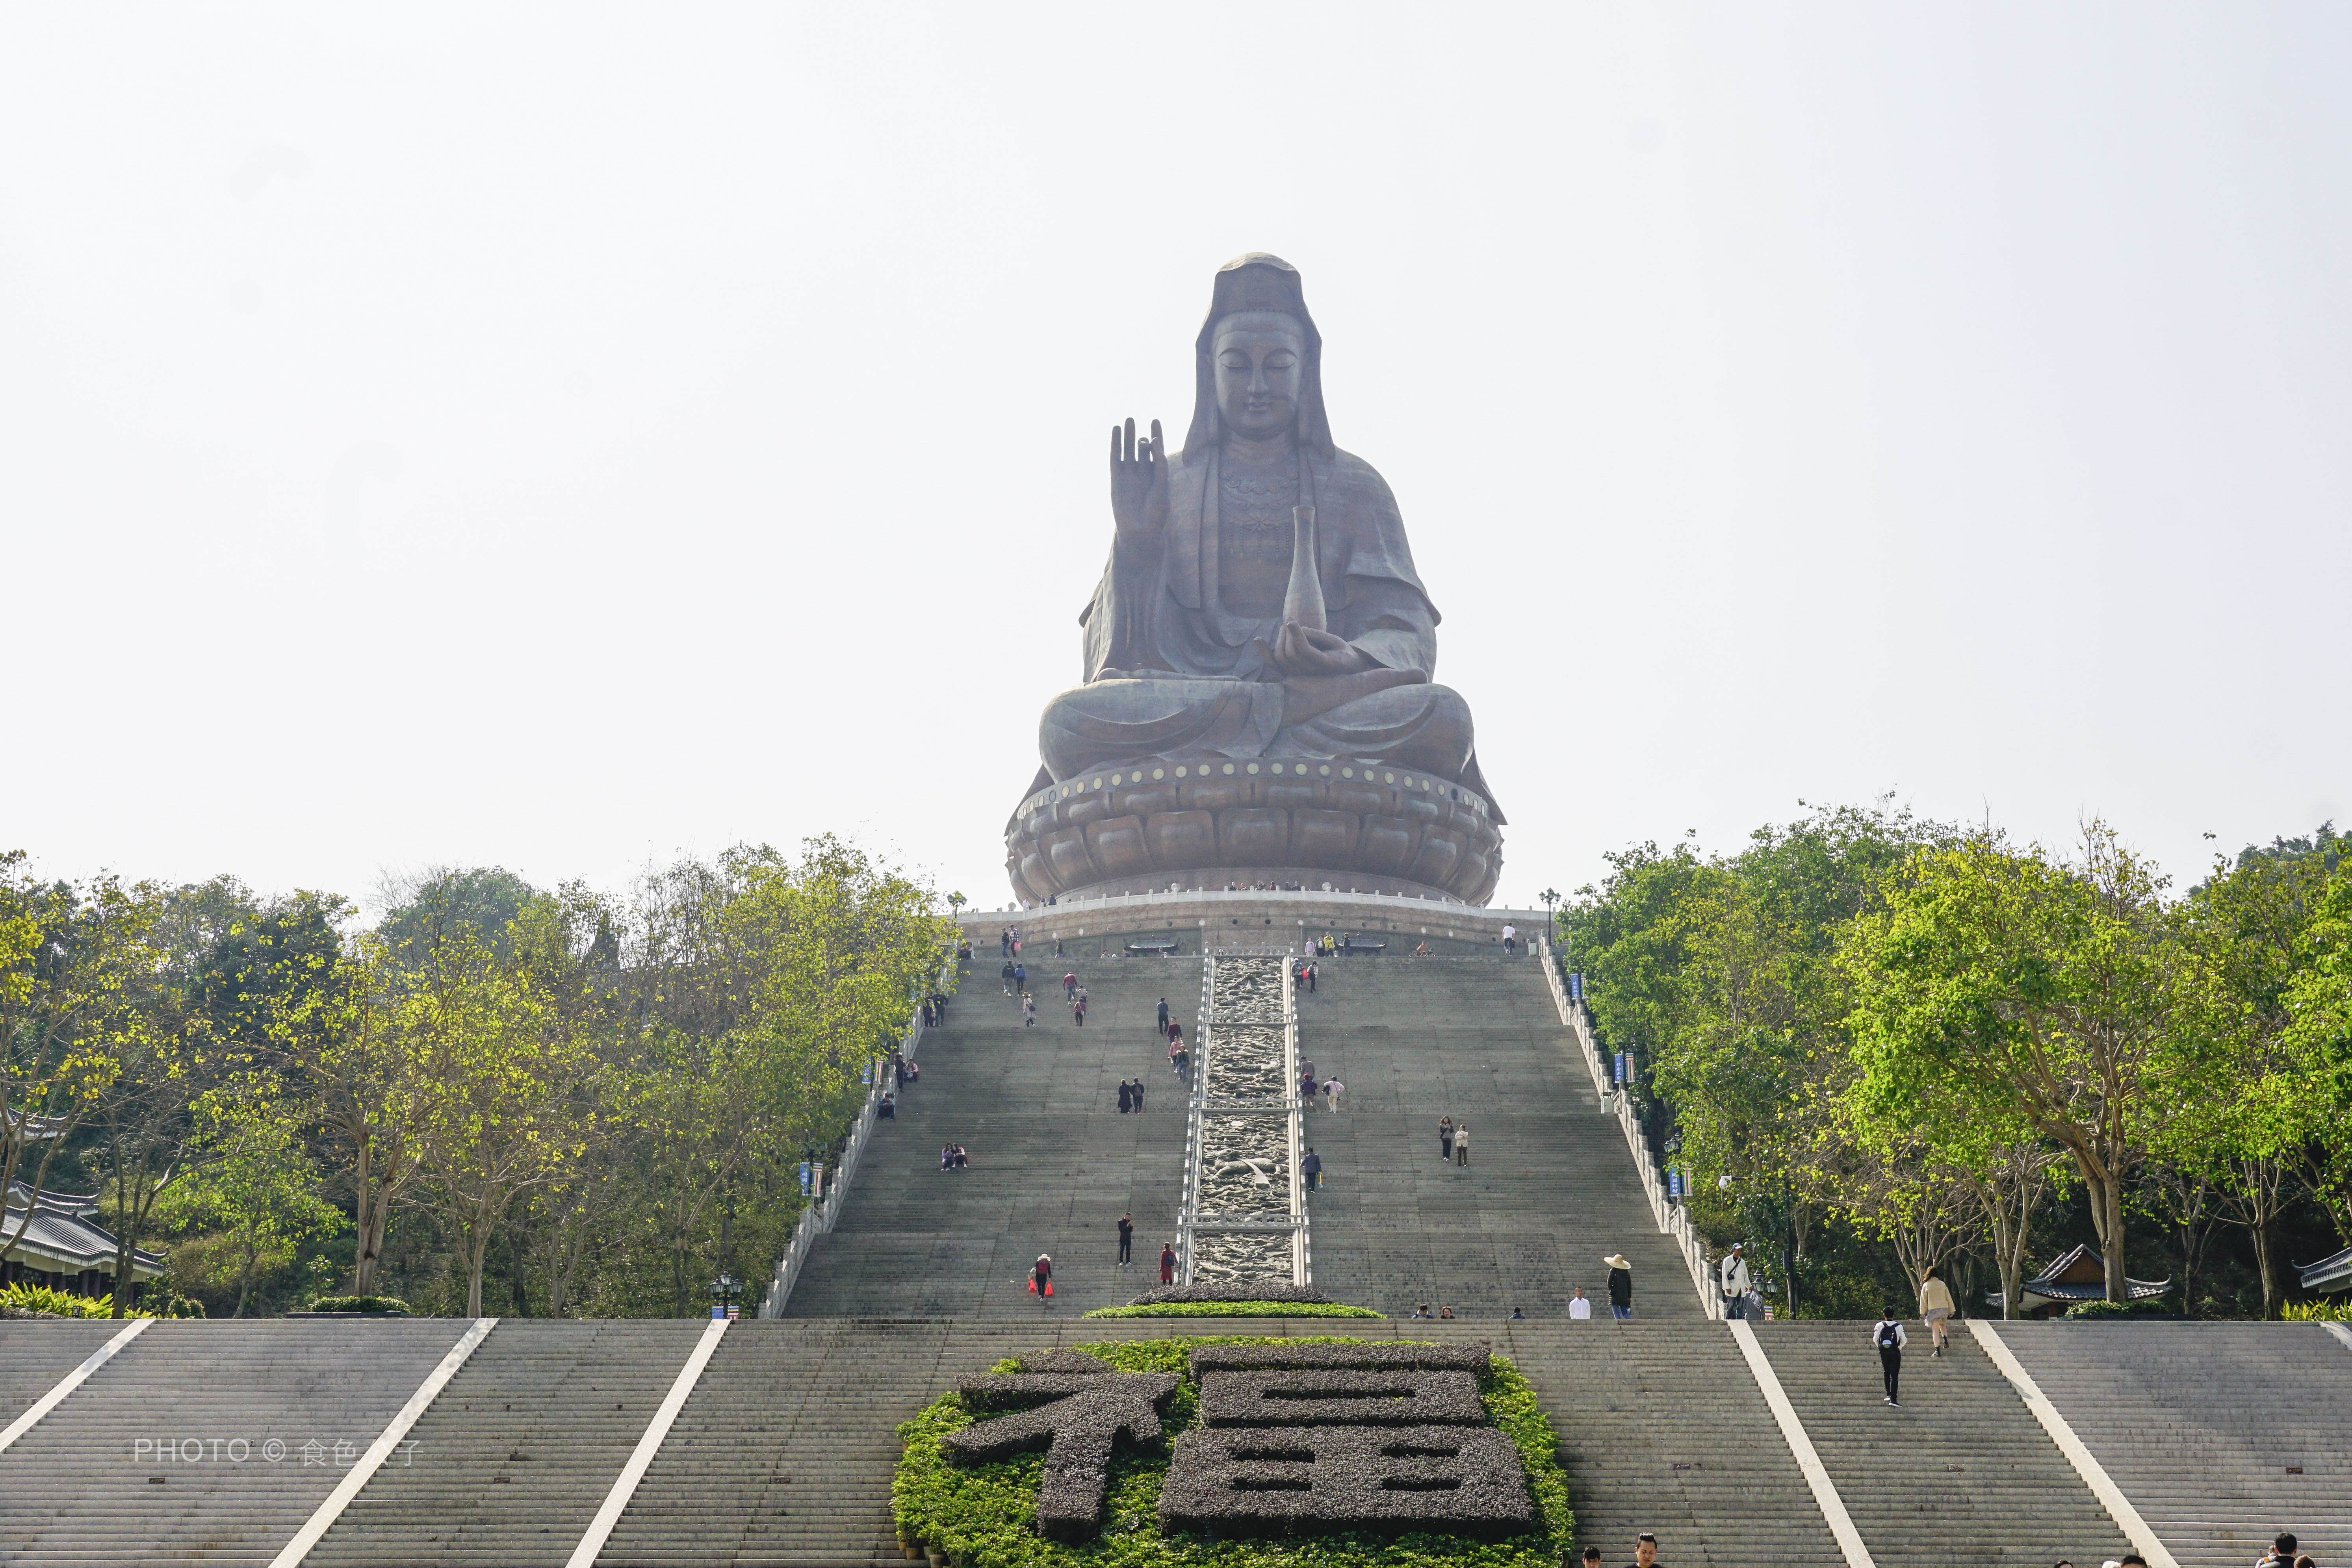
[892,1335,1572,1567]
[304,1295,410,1315]
[1083,1301,1383,1319]
[2061,1299,2170,1320]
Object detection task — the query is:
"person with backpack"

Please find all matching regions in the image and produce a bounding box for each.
[1023,992,1036,1027]
[1873,1305,1908,1405]
[1158,1243,1177,1284]
[1001,959,1017,996]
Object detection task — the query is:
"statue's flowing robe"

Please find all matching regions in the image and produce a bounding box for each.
[1040,445,1489,801]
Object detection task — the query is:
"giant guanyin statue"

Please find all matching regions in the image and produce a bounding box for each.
[1004,254,1502,906]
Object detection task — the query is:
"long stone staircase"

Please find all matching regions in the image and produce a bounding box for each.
[1294,954,1702,1317]
[0,1318,472,1566]
[1750,1320,2127,1564]
[6,942,2349,1565]
[1996,1321,2352,1563]
[783,955,1195,1318]
[302,1318,711,1567]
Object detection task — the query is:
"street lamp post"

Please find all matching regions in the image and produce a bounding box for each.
[712,1273,741,1320]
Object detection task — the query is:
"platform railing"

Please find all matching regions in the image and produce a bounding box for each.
[1536,935,1717,1317]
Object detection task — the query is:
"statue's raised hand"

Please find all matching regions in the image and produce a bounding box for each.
[1108,417,1167,540]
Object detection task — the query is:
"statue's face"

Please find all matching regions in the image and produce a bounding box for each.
[1212,312,1306,442]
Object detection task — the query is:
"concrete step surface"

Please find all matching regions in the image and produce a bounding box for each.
[1998,1320,2352,1563]
[1749,1319,2128,1564]
[0,1317,473,1566]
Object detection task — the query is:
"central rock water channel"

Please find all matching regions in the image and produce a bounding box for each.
[1180,954,1307,1284]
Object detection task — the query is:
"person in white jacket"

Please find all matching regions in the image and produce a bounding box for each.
[1873,1307,1909,1405]
[1719,1242,1753,1320]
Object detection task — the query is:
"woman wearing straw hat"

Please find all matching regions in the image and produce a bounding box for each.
[1605,1254,1634,1321]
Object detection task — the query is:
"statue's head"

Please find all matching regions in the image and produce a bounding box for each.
[1184,254,1334,458]
[1212,311,1306,443]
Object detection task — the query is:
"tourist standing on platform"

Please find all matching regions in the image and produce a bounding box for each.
[1569,1286,1591,1321]
[1719,1241,1752,1321]
[1873,1306,1908,1405]
[1439,1116,1454,1161]
[1453,1123,1469,1165]
[1605,1254,1633,1319]
[1919,1266,1955,1356]
[1159,1243,1177,1284]
[1117,1214,1133,1265]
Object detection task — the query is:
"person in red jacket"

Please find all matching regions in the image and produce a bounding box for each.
[1159,1244,1177,1285]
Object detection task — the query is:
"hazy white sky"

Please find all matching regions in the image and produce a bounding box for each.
[4,4,2346,913]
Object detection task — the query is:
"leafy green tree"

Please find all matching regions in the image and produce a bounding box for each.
[1844,825,2225,1304]
[159,1085,343,1316]
[2283,853,2352,1246]
[2,854,156,1271]
[2180,840,2341,1315]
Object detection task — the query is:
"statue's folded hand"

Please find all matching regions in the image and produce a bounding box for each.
[1259,620,1373,679]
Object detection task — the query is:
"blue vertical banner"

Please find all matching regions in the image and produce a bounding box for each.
[1569,971,1583,1002]
[1613,1051,1628,1085]
[799,1160,813,1197]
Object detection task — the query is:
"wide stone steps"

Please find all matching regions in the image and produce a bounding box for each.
[1750,1321,2126,1564]
[302,1318,711,1567]
[1999,1321,2352,1564]
[0,1318,472,1566]
[782,958,1190,1321]
[0,1319,123,1430]
[1504,1323,1842,1564]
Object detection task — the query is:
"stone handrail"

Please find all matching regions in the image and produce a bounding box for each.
[1535,936,1717,1318]
[758,960,954,1319]
[961,889,1550,921]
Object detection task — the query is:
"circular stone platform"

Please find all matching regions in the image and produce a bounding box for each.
[1003,758,1503,905]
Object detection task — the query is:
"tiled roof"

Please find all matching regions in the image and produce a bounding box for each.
[2,1197,167,1279]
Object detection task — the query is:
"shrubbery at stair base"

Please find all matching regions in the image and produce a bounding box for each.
[892,1336,1571,1567]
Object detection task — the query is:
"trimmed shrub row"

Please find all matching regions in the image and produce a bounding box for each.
[1188,1343,1491,1377]
[1086,1301,1382,1319]
[1195,1369,1488,1429]
[1158,1424,1535,1538]
[1123,1279,1332,1306]
[940,1371,1182,1543]
[893,1336,1574,1566]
